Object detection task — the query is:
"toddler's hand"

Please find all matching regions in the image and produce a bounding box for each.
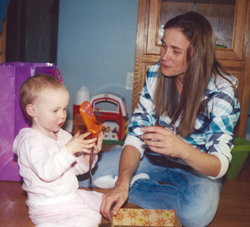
[83,132,103,163]
[65,131,97,155]
[94,132,103,153]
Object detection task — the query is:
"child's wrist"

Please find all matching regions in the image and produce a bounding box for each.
[65,144,75,155]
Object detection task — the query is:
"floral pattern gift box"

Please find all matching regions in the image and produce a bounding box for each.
[111,209,182,227]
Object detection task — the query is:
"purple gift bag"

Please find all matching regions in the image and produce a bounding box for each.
[0,62,61,181]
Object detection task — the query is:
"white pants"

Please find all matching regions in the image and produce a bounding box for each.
[27,189,103,227]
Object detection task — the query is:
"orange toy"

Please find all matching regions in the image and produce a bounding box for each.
[79,101,103,139]
[79,101,103,186]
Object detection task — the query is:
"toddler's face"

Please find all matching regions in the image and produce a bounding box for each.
[32,88,69,136]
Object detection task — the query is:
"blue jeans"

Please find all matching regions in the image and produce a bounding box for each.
[78,147,221,227]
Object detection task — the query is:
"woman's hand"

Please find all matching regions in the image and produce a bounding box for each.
[100,181,129,221]
[141,126,221,177]
[140,126,189,160]
[65,131,97,156]
[101,145,141,221]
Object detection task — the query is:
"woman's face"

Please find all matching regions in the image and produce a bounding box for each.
[160,28,190,78]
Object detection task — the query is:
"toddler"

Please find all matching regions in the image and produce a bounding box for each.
[13,74,103,227]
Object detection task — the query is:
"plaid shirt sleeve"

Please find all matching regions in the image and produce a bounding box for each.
[203,76,240,158]
[124,63,160,155]
[184,75,241,161]
[196,76,240,178]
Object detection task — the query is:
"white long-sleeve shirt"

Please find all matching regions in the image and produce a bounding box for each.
[13,128,97,206]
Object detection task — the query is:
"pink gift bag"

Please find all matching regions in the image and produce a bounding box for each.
[0,62,61,181]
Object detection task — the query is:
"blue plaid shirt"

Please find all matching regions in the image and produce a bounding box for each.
[124,62,240,178]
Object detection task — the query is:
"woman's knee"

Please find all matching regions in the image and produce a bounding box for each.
[178,199,219,227]
[177,180,220,227]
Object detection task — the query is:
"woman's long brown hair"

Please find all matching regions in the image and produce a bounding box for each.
[154,12,231,137]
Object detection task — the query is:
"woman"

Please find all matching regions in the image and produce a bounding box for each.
[79,12,240,227]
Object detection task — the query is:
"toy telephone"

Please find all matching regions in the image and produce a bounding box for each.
[79,101,103,186]
[79,101,103,139]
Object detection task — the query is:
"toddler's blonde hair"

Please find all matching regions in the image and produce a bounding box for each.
[19,74,68,120]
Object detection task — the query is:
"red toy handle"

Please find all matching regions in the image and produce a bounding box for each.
[48,69,63,83]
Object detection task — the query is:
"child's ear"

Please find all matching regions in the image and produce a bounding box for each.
[26,104,36,118]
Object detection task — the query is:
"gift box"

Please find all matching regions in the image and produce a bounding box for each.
[100,209,182,227]
[0,62,59,181]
